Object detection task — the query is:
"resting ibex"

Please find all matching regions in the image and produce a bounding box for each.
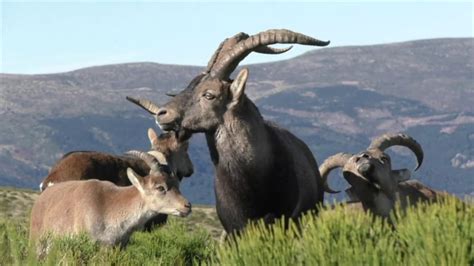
[30,151,191,250]
[39,128,193,191]
[320,133,446,219]
[127,29,330,233]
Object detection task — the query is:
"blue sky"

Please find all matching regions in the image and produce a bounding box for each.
[1,1,472,74]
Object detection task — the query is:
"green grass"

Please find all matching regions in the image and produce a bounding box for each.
[215,198,473,265]
[0,218,215,265]
[0,186,472,265]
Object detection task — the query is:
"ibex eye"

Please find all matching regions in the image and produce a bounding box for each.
[203,92,215,100]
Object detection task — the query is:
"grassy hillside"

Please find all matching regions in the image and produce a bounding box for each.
[0,187,472,265]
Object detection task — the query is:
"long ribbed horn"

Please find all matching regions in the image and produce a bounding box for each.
[319,153,353,193]
[125,150,161,173]
[254,45,293,54]
[209,29,330,79]
[368,133,424,170]
[205,32,293,74]
[126,96,160,115]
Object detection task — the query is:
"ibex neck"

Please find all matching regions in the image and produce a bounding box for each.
[207,96,273,174]
[105,187,155,239]
[348,184,396,218]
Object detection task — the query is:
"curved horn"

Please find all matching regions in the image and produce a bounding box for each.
[126,96,160,115]
[205,36,228,73]
[254,45,293,54]
[209,29,330,79]
[125,150,161,173]
[368,133,424,170]
[319,153,353,193]
[205,32,293,74]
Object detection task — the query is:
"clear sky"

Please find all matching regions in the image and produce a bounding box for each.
[1,1,472,74]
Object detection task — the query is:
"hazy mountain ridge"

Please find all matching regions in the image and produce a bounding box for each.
[1,38,472,203]
[247,38,473,112]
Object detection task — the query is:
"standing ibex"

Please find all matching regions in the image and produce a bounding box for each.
[319,133,447,219]
[39,128,193,191]
[127,29,330,233]
[39,128,192,229]
[30,151,191,250]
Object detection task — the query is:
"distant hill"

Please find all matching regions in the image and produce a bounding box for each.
[1,38,473,204]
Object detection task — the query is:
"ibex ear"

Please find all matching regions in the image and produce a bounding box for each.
[228,68,249,109]
[391,168,411,183]
[147,128,159,147]
[127,168,145,194]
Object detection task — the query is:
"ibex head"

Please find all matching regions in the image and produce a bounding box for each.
[146,128,193,179]
[127,29,329,134]
[320,133,424,200]
[126,150,191,217]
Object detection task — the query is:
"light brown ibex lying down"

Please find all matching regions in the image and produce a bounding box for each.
[30,151,191,249]
[39,128,193,191]
[320,133,447,219]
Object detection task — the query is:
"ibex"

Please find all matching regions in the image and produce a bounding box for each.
[38,128,192,229]
[39,128,193,191]
[30,151,191,250]
[320,133,447,219]
[127,29,330,233]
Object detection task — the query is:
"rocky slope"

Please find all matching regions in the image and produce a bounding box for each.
[0,38,472,203]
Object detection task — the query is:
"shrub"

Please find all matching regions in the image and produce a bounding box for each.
[215,198,473,265]
[0,198,471,265]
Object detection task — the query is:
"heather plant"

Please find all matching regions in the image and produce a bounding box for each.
[0,196,471,265]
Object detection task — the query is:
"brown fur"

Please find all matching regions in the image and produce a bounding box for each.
[39,129,193,191]
[38,129,192,231]
[30,169,191,251]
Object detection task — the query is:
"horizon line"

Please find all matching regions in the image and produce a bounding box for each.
[1,36,471,76]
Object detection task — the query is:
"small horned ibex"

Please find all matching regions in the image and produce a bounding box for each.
[38,128,192,229]
[320,133,447,219]
[30,150,191,250]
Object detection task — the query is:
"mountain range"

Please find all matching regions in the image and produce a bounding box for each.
[1,38,473,204]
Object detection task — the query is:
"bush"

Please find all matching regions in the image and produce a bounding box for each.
[0,198,471,265]
[215,198,474,265]
[119,220,215,265]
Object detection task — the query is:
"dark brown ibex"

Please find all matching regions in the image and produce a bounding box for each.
[127,29,330,233]
[39,128,193,191]
[320,133,447,219]
[30,151,191,252]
